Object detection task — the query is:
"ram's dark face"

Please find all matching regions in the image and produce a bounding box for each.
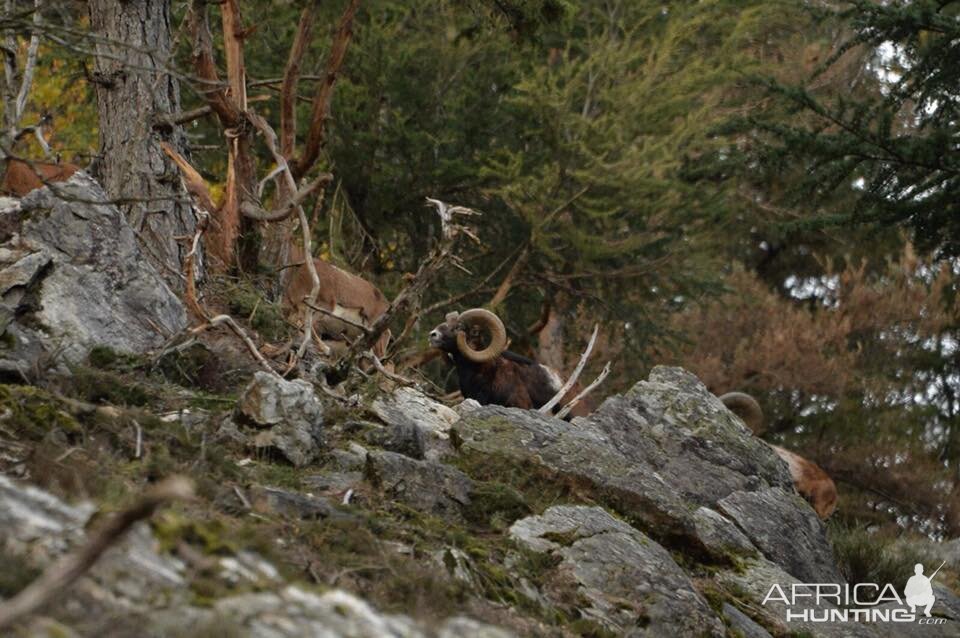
[428,319,457,351]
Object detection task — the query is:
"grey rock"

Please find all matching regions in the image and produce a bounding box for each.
[303,448,366,497]
[303,470,363,497]
[717,557,877,638]
[364,450,473,521]
[2,470,514,638]
[0,173,186,370]
[438,616,515,638]
[456,366,840,583]
[718,487,842,583]
[372,387,459,461]
[156,586,512,638]
[236,371,325,466]
[365,417,426,459]
[692,506,758,558]
[432,547,480,588]
[0,473,94,557]
[722,603,772,638]
[510,505,724,637]
[246,485,337,520]
[216,550,282,587]
[0,474,190,630]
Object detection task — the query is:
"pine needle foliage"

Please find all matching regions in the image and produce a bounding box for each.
[742,0,960,256]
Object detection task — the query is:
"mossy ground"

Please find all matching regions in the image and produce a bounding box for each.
[0,357,613,636]
[9,352,945,637]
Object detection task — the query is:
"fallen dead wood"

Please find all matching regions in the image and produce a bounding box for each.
[0,476,194,630]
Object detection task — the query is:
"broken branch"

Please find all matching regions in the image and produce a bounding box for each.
[280,1,320,157]
[160,141,217,214]
[189,0,242,126]
[293,0,361,178]
[191,314,277,375]
[556,361,611,420]
[364,351,417,386]
[538,323,599,414]
[335,198,478,371]
[0,476,194,630]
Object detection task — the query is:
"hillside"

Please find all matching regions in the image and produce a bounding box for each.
[0,178,957,638]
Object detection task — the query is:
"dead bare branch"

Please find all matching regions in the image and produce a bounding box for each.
[293,0,361,178]
[280,1,320,157]
[239,170,331,222]
[556,361,610,420]
[335,198,479,372]
[303,299,371,334]
[245,112,329,359]
[538,323,599,414]
[257,165,285,200]
[191,314,277,375]
[364,351,417,386]
[0,476,194,630]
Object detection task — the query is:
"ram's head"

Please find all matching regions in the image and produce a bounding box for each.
[428,308,507,362]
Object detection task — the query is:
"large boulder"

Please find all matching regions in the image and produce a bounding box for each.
[455,366,843,584]
[510,505,724,636]
[235,371,326,466]
[0,175,186,375]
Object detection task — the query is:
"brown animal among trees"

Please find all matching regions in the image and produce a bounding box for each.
[1,158,79,196]
[428,308,590,419]
[283,247,391,358]
[720,391,837,519]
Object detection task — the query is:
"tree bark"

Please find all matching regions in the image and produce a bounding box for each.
[537,297,566,371]
[88,0,196,290]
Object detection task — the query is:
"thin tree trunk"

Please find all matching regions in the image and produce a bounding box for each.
[88,0,195,290]
[537,297,566,370]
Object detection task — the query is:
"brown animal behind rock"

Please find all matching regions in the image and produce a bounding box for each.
[2,158,80,197]
[719,391,838,519]
[283,248,391,358]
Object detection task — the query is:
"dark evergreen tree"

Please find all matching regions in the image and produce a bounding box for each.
[743,0,960,256]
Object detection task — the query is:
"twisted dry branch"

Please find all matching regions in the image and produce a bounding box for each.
[0,476,195,630]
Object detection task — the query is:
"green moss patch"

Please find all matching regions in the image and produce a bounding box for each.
[0,384,82,440]
[222,281,290,342]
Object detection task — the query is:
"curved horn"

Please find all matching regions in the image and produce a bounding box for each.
[455,308,507,363]
[719,392,765,433]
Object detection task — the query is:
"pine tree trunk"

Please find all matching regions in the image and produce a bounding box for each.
[88,0,195,291]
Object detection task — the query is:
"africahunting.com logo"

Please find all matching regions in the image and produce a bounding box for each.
[762,561,947,625]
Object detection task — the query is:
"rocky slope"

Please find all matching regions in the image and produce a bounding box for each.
[0,176,958,637]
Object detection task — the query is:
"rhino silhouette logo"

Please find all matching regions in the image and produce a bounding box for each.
[904,561,945,617]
